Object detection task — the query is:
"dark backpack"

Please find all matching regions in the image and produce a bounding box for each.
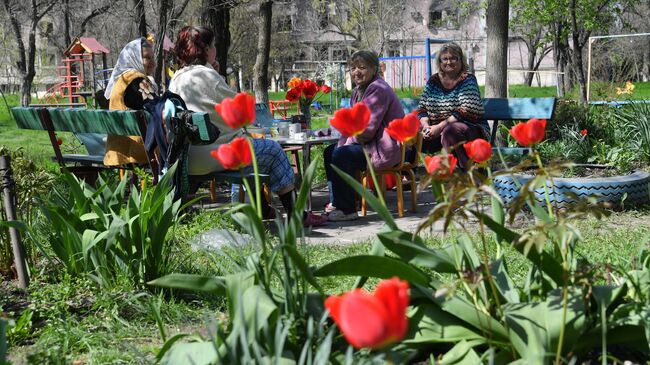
[144,91,220,199]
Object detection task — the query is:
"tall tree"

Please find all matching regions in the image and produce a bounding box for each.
[253,0,272,104]
[485,0,509,98]
[510,0,553,86]
[201,0,232,77]
[2,0,57,106]
[134,0,147,37]
[154,0,171,87]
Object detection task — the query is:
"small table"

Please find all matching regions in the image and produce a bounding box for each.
[272,135,339,210]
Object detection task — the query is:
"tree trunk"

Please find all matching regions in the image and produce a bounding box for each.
[134,0,147,37]
[253,0,272,104]
[201,0,231,78]
[154,0,170,88]
[63,0,72,48]
[570,0,587,104]
[485,0,509,98]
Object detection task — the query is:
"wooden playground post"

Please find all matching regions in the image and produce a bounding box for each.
[0,156,29,288]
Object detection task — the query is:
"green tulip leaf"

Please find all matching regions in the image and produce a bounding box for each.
[148,273,227,295]
[314,255,429,285]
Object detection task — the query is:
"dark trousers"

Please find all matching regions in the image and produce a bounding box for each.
[422,122,485,169]
[324,144,367,213]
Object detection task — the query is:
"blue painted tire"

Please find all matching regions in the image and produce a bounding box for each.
[493,170,650,208]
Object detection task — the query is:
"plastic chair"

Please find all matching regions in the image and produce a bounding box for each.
[361,132,423,217]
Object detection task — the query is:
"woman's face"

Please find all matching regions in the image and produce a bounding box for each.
[439,51,461,77]
[142,46,155,76]
[349,59,376,87]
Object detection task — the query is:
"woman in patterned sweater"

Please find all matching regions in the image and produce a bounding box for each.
[417,42,489,169]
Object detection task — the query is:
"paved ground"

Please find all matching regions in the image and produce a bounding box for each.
[300,185,445,245]
[191,184,451,249]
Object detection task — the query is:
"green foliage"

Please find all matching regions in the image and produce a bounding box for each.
[38,165,184,287]
[0,146,57,273]
[0,317,7,365]
[611,102,650,164]
[150,160,347,364]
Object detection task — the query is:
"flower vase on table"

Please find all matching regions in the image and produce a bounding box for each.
[299,101,312,130]
[285,77,332,132]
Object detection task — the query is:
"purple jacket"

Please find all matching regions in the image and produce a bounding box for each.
[338,76,404,169]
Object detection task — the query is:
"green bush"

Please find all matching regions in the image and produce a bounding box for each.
[0,147,57,274]
[38,166,185,287]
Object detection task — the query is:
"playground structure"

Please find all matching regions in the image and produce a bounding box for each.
[37,37,110,108]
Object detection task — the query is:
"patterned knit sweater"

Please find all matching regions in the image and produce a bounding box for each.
[417,73,489,136]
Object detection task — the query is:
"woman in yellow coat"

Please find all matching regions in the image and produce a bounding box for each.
[103,37,157,166]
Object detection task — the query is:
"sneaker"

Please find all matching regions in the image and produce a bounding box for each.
[327,209,358,222]
[324,202,336,213]
[303,212,328,227]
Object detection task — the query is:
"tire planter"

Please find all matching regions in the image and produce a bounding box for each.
[493,169,650,208]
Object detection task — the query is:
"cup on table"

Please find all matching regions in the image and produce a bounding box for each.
[278,123,290,137]
[289,123,301,138]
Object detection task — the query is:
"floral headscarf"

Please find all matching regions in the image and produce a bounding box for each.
[104,37,156,99]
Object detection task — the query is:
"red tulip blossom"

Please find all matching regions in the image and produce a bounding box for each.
[215,92,256,130]
[385,112,420,143]
[210,137,252,170]
[285,87,302,102]
[320,84,332,93]
[424,154,457,179]
[325,277,409,349]
[463,138,492,163]
[329,102,371,138]
[301,79,320,99]
[509,118,547,147]
[580,129,588,136]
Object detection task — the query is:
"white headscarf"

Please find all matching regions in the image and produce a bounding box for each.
[104,37,151,99]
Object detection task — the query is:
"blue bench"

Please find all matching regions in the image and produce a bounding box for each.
[339,96,557,154]
[484,97,557,155]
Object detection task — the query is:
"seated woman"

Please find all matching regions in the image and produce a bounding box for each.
[323,50,404,221]
[103,37,158,166]
[418,42,489,169]
[169,25,325,226]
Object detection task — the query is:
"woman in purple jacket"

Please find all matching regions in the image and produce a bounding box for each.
[323,50,404,221]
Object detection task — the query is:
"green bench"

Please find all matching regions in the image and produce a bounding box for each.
[10,107,268,199]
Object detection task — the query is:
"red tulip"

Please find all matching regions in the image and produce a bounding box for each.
[580,129,587,136]
[211,137,252,170]
[386,112,420,143]
[215,92,256,129]
[509,118,547,147]
[463,138,492,163]
[325,277,409,349]
[320,84,332,94]
[301,79,319,99]
[424,154,457,179]
[329,102,371,138]
[285,87,302,102]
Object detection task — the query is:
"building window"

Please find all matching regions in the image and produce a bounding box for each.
[332,48,349,61]
[387,49,400,58]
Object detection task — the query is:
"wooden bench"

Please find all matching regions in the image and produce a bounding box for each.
[11,107,268,200]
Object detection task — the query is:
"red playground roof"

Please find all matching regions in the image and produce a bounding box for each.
[64,37,110,56]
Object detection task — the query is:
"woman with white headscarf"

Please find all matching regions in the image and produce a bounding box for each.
[103,37,157,166]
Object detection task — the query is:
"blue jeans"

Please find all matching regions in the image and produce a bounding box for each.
[324,144,367,213]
